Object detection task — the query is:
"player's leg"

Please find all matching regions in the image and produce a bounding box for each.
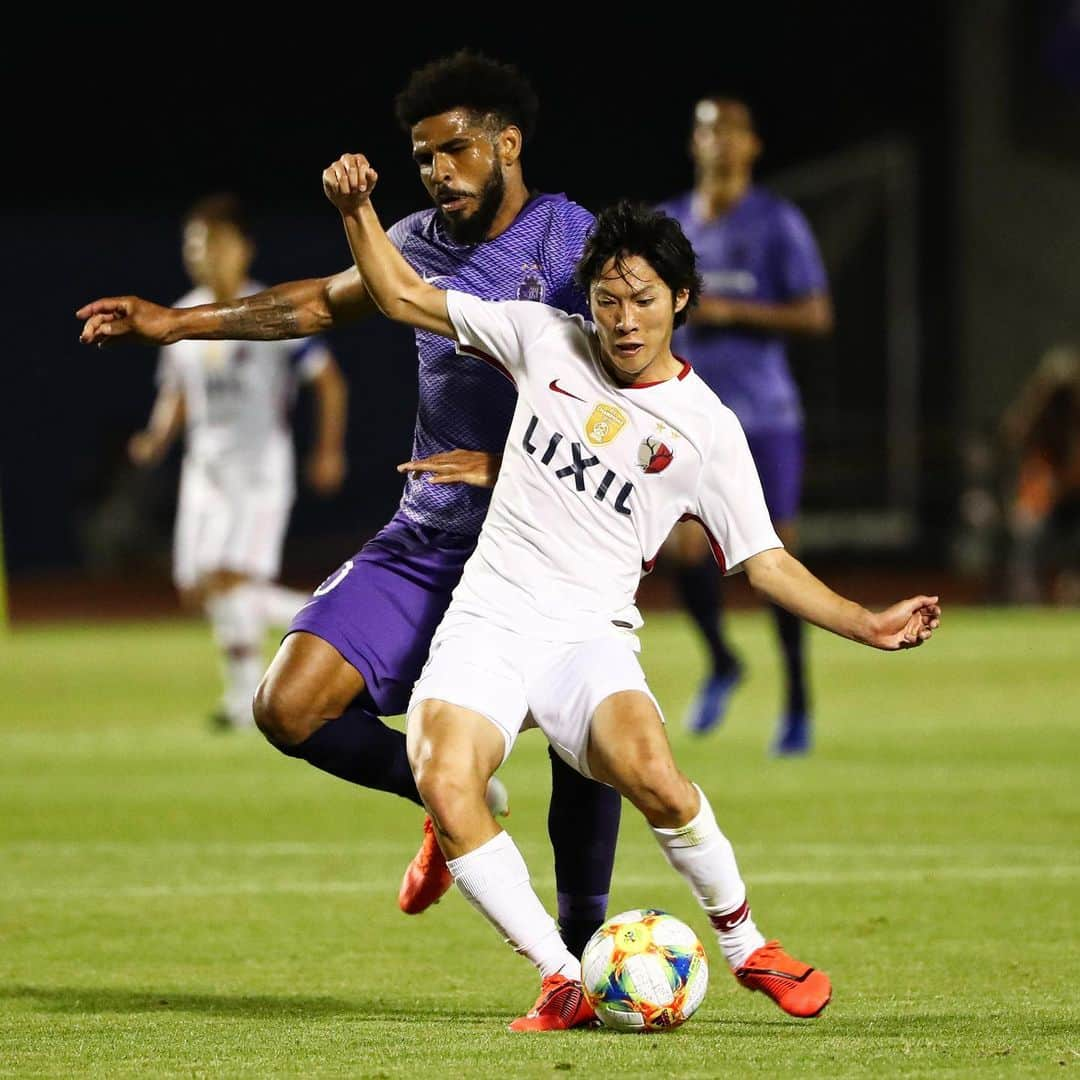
[202,570,266,729]
[254,513,475,805]
[668,519,742,734]
[586,687,830,1018]
[546,749,621,958]
[254,630,420,801]
[406,625,595,1032]
[173,461,263,728]
[750,430,811,755]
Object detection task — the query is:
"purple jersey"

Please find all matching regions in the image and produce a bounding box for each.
[387,193,594,535]
[658,187,827,435]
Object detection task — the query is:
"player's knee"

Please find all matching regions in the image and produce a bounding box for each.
[626,763,697,827]
[253,674,324,748]
[414,758,485,833]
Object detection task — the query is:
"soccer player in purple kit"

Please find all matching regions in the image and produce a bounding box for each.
[657,97,834,754]
[76,51,621,956]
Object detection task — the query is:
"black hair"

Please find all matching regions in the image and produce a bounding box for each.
[183,192,252,239]
[575,201,701,328]
[394,49,539,142]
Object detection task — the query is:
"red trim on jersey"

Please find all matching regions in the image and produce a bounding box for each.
[458,344,516,385]
[643,512,726,575]
[624,357,693,389]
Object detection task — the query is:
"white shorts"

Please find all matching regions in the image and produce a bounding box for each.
[173,460,294,590]
[407,611,663,779]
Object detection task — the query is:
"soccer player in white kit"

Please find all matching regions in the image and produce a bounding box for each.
[322,153,941,1031]
[129,195,348,728]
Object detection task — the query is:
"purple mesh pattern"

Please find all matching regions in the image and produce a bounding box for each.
[388,194,594,535]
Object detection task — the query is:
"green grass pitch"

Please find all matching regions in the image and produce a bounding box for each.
[1,608,1077,1076]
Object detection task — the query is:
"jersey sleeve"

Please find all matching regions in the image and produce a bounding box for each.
[547,202,594,318]
[773,201,828,300]
[446,290,558,382]
[289,337,333,382]
[692,409,783,574]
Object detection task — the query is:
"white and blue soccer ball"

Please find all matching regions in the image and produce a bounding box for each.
[580,908,709,1032]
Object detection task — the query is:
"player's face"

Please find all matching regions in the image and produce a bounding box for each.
[411,109,507,243]
[691,99,759,174]
[182,220,252,291]
[589,255,689,386]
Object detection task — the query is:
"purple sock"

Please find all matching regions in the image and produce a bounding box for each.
[281,703,421,805]
[547,747,621,957]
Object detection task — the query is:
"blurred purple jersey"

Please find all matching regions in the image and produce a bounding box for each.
[658,187,827,435]
[387,194,594,535]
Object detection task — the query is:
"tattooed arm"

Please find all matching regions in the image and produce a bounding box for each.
[77,266,376,347]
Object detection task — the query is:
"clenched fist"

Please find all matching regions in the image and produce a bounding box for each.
[322,154,379,214]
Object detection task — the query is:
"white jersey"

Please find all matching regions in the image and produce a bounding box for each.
[157,281,331,489]
[445,290,782,642]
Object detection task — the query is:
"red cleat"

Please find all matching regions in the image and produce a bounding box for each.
[735,940,832,1017]
[508,974,598,1032]
[397,816,452,915]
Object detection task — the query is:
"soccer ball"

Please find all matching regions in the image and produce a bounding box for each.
[580,908,708,1032]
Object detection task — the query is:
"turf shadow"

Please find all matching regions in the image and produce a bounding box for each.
[1,985,505,1022]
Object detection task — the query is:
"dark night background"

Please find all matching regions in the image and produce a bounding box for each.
[5,3,1075,602]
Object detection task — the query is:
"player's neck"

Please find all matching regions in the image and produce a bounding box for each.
[603,349,684,389]
[483,176,532,240]
[693,174,751,220]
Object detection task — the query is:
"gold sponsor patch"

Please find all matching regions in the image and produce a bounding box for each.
[585,402,628,446]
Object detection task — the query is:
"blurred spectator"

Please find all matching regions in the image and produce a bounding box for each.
[999,345,1080,604]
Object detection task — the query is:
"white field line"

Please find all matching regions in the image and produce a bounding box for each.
[1,864,1078,902]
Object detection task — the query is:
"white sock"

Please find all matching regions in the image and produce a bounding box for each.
[205,585,265,726]
[651,784,766,969]
[448,831,579,980]
[258,583,311,628]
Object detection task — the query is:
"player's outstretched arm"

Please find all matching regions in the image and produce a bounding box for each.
[323,153,455,340]
[743,547,940,651]
[77,268,376,348]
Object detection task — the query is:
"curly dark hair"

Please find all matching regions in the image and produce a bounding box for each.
[394,49,539,141]
[183,192,252,239]
[575,201,702,328]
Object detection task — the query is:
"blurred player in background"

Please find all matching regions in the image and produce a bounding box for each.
[78,52,622,955]
[657,97,834,754]
[999,345,1080,604]
[321,153,940,1030]
[128,193,348,728]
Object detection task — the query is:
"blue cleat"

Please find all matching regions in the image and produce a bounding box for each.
[771,714,811,756]
[684,665,743,734]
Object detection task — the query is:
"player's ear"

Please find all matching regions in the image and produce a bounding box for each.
[499,125,523,167]
[673,288,690,316]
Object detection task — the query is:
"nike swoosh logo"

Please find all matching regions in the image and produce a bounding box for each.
[422,273,448,285]
[549,379,586,402]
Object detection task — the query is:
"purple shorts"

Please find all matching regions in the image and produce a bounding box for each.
[287,511,477,716]
[746,429,804,524]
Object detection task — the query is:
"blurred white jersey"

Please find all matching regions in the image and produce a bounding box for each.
[157,281,330,491]
[444,291,782,643]
[158,281,331,588]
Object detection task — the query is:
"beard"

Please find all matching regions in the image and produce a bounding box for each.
[437,166,505,245]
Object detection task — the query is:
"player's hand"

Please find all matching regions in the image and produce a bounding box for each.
[396,450,503,488]
[128,430,166,467]
[77,296,175,348]
[306,446,347,495]
[865,595,941,650]
[322,154,378,215]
